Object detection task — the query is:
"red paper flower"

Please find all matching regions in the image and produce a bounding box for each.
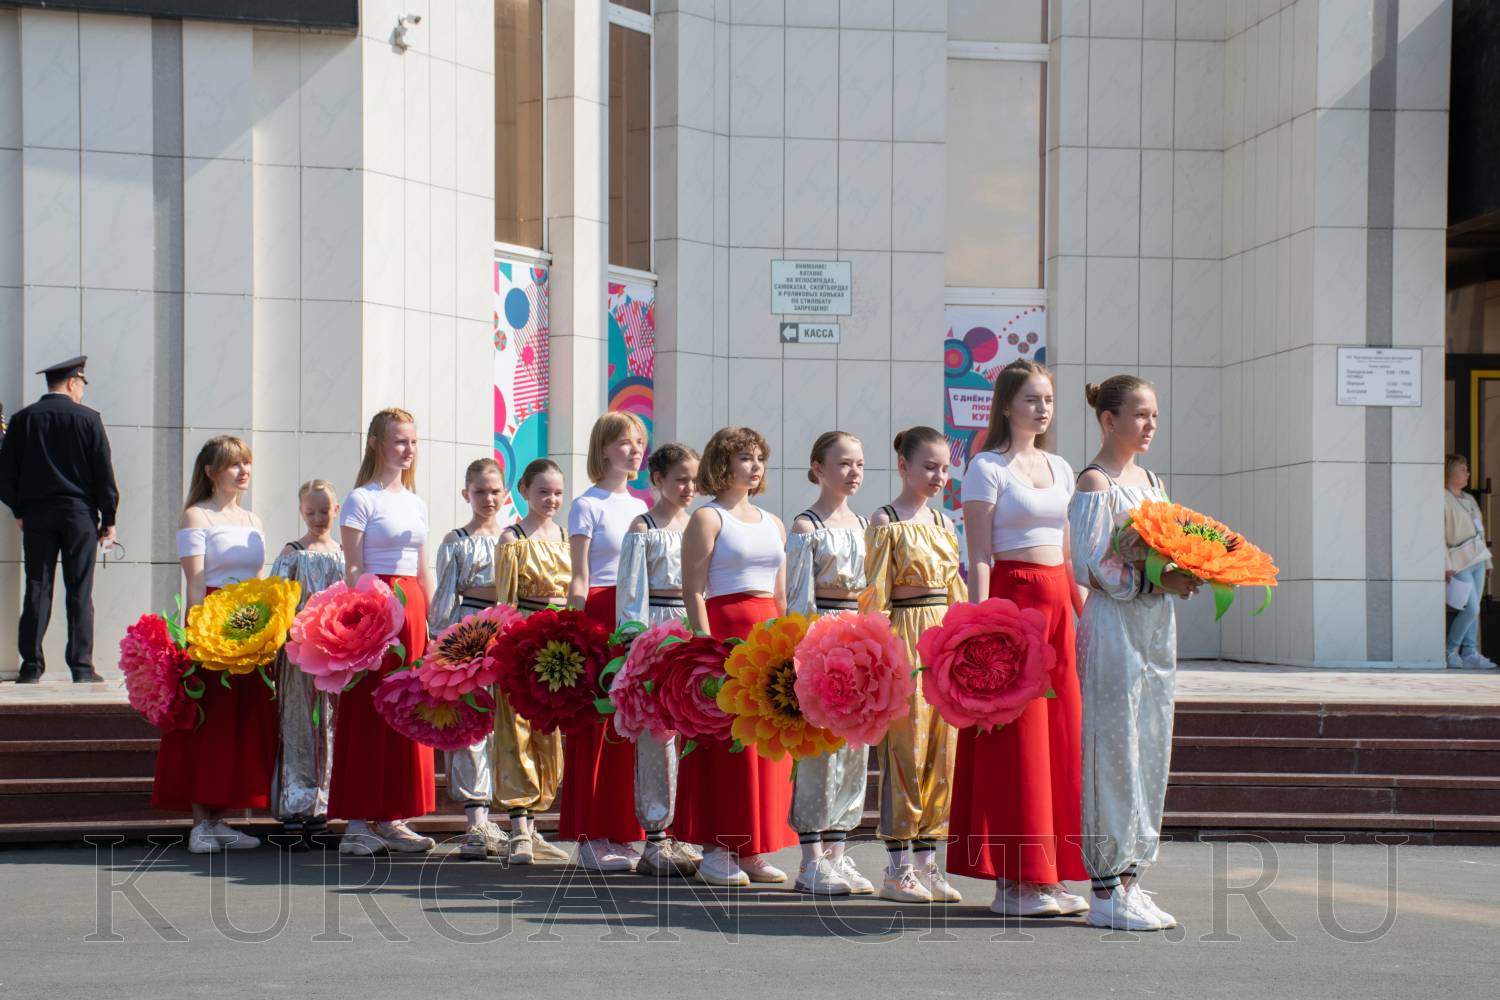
[654,634,735,745]
[118,613,196,732]
[373,669,496,752]
[488,608,615,733]
[916,598,1055,730]
[418,604,523,701]
[794,611,915,748]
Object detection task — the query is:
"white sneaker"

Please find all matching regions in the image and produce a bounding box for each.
[1130,885,1177,928]
[1462,652,1498,670]
[991,880,1061,917]
[1086,886,1163,931]
[375,820,435,853]
[460,822,505,860]
[612,840,643,866]
[1040,882,1090,916]
[834,854,875,895]
[795,853,852,895]
[696,848,750,887]
[210,820,260,850]
[187,821,222,854]
[679,842,704,863]
[918,863,962,903]
[339,820,387,856]
[576,838,635,872]
[740,853,787,883]
[529,830,573,863]
[880,864,933,903]
[1447,650,1467,669]
[639,839,697,877]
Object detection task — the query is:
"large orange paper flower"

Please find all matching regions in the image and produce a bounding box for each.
[1123,499,1278,618]
[715,614,844,762]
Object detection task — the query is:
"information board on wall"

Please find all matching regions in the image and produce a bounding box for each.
[770,260,852,315]
[1336,347,1423,407]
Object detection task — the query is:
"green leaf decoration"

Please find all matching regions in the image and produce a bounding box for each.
[1251,585,1273,617]
[219,671,231,689]
[257,663,276,695]
[643,679,654,694]
[701,676,724,699]
[729,738,745,754]
[609,620,647,645]
[394,581,407,606]
[1211,581,1235,621]
[724,636,745,648]
[679,739,698,759]
[389,642,406,665]
[1045,687,1056,699]
[1144,549,1169,590]
[183,674,205,700]
[593,697,617,715]
[342,673,363,693]
[657,635,688,648]
[312,700,320,727]
[599,655,625,694]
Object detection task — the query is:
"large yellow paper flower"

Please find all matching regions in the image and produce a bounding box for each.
[716,614,844,762]
[186,577,301,674]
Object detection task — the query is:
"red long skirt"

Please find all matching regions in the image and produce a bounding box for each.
[673,593,796,856]
[326,574,436,822]
[557,586,643,844]
[151,590,279,812]
[948,561,1087,883]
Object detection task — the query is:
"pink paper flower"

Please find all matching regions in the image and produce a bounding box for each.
[373,669,496,752]
[793,611,915,747]
[610,619,694,742]
[286,574,405,693]
[418,604,523,701]
[118,613,196,732]
[654,634,735,744]
[916,598,1055,730]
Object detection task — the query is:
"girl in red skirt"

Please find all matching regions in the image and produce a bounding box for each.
[952,359,1091,917]
[153,435,277,853]
[678,426,796,887]
[331,407,437,856]
[563,412,649,870]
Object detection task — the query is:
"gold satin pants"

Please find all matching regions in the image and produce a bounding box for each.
[492,689,563,813]
[877,603,958,842]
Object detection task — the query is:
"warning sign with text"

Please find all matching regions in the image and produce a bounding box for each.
[771,260,852,315]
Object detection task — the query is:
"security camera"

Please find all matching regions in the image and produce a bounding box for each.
[393,13,422,50]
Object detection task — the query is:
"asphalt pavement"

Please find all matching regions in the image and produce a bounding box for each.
[1,839,1496,999]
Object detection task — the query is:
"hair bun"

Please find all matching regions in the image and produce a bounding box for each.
[892,431,906,453]
[1084,382,1103,407]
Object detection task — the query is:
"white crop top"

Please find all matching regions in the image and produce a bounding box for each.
[176,525,266,588]
[340,483,429,577]
[961,450,1075,552]
[567,486,648,587]
[705,503,784,598]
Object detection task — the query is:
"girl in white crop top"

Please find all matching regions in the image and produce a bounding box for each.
[158,435,269,853]
[948,360,1092,914]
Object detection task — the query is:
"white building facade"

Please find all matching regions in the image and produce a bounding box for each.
[0,0,1455,676]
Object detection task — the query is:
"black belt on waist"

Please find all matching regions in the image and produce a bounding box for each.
[517,596,559,612]
[891,595,949,609]
[814,598,859,611]
[649,597,686,608]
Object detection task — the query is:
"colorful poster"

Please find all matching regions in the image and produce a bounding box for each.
[607,280,656,502]
[494,259,550,519]
[942,304,1047,573]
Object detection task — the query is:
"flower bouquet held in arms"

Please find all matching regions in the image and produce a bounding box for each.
[608,619,736,753]
[285,574,406,693]
[793,611,915,748]
[118,607,197,732]
[184,577,301,690]
[1115,499,1279,620]
[916,598,1056,731]
[488,607,616,733]
[716,613,843,762]
[374,670,498,752]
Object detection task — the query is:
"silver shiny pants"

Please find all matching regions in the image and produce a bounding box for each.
[446,739,493,806]
[789,743,868,834]
[1079,591,1176,877]
[633,601,688,832]
[272,656,334,822]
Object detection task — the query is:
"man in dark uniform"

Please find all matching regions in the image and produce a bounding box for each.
[0,357,119,683]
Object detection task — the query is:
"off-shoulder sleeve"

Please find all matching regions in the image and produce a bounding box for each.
[1069,490,1138,601]
[268,547,298,581]
[175,528,207,558]
[859,525,895,615]
[493,539,522,608]
[785,533,818,616]
[616,531,651,626]
[429,539,464,632]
